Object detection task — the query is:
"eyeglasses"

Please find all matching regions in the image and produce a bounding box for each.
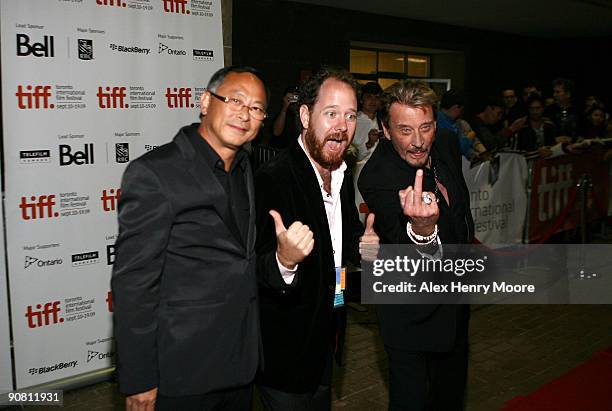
[208,90,267,120]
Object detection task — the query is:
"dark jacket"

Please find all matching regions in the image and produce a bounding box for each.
[358,129,474,351]
[255,141,362,392]
[112,124,261,396]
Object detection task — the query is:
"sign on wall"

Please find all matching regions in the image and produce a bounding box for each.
[1,0,223,389]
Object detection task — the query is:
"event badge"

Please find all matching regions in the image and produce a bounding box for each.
[333,266,346,308]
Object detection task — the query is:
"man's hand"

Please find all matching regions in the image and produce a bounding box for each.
[398,169,439,236]
[270,210,314,270]
[509,116,527,133]
[359,213,379,261]
[556,135,572,144]
[538,146,553,158]
[126,387,157,411]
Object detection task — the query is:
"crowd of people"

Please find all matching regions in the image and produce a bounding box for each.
[110,65,608,411]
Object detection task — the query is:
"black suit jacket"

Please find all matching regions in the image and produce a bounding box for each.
[358,129,474,352]
[255,141,362,393]
[111,124,261,396]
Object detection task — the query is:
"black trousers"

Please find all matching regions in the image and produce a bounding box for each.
[258,351,333,411]
[385,310,469,411]
[156,385,252,411]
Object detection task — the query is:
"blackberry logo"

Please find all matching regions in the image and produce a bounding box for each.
[78,39,93,60]
[144,144,158,152]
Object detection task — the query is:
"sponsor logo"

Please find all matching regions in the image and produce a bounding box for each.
[158,42,186,56]
[144,144,159,152]
[71,251,100,267]
[28,360,78,375]
[97,86,128,109]
[78,39,93,60]
[101,189,121,212]
[25,301,63,328]
[87,350,114,363]
[20,195,59,220]
[193,49,213,61]
[165,87,193,108]
[16,85,53,109]
[106,244,116,265]
[59,143,94,166]
[115,143,129,163]
[20,150,51,164]
[109,43,150,55]
[162,0,189,14]
[16,33,54,57]
[24,256,63,269]
[96,0,126,7]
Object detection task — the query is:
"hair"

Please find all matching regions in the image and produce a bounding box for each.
[361,81,383,97]
[206,65,270,106]
[440,89,465,110]
[380,80,438,126]
[552,77,575,96]
[477,96,504,113]
[298,66,358,111]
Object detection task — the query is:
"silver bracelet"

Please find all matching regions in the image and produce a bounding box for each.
[407,222,438,244]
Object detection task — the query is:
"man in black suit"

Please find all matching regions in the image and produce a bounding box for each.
[112,66,271,411]
[359,80,474,411]
[255,67,380,410]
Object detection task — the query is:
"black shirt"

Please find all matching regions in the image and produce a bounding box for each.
[187,124,250,243]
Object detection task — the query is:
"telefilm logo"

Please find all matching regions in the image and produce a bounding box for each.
[78,39,93,60]
[162,0,189,14]
[59,143,94,166]
[16,33,54,57]
[109,43,150,55]
[97,86,128,108]
[115,143,129,163]
[165,87,193,108]
[25,301,64,328]
[158,42,186,56]
[193,49,213,61]
[87,350,114,363]
[72,251,100,267]
[16,85,53,109]
[101,189,121,212]
[20,195,59,221]
[20,150,51,164]
[24,256,63,269]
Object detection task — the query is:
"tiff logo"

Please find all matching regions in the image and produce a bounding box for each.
[16,85,53,109]
[25,301,63,328]
[106,291,113,312]
[16,34,54,57]
[96,0,126,7]
[59,143,94,166]
[101,189,121,212]
[20,195,59,220]
[97,86,128,109]
[165,87,193,108]
[162,0,189,14]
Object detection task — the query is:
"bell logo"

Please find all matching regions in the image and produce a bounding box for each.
[165,87,193,108]
[96,0,126,7]
[59,144,94,166]
[101,189,121,212]
[97,87,128,109]
[25,301,64,328]
[162,0,189,14]
[20,195,59,220]
[16,34,54,57]
[16,85,53,109]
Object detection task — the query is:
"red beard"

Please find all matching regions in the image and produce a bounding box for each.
[304,128,349,169]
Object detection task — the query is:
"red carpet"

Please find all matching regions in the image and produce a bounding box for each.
[502,347,612,411]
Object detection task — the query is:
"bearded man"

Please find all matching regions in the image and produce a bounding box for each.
[254,67,379,411]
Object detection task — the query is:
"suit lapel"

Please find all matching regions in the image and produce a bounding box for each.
[245,159,256,257]
[174,131,246,251]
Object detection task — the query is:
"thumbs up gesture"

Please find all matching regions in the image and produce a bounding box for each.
[359,213,380,261]
[270,210,314,270]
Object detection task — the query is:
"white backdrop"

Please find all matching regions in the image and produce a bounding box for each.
[462,153,528,245]
[0,164,14,394]
[1,0,223,389]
